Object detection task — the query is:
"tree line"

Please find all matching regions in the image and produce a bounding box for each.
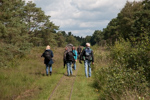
[85,0,150,46]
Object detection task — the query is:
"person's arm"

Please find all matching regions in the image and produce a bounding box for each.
[75,50,78,61]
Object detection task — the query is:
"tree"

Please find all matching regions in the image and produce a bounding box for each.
[55,32,66,47]
[68,32,72,36]
[23,1,47,34]
[0,0,32,67]
[91,30,104,45]
[132,0,150,40]
[66,35,78,46]
[60,31,67,37]
[117,1,142,41]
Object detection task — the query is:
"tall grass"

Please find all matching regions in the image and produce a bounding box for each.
[0,47,66,100]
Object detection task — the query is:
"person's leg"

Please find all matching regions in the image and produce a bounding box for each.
[67,62,70,76]
[70,62,73,75]
[50,64,52,75]
[84,60,88,78]
[74,62,76,70]
[88,61,91,77]
[46,64,49,76]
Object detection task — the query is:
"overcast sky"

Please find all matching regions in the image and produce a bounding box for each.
[24,0,141,37]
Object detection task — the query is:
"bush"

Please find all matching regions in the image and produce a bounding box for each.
[94,66,148,100]
[93,38,150,100]
[110,39,150,81]
[0,42,33,68]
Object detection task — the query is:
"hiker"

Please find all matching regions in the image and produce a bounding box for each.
[65,47,75,76]
[77,46,82,59]
[80,43,94,78]
[41,45,54,76]
[72,46,78,70]
[63,47,68,68]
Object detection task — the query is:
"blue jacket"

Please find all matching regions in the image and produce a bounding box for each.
[41,49,53,64]
[72,50,77,60]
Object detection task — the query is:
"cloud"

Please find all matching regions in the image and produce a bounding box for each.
[24,0,142,37]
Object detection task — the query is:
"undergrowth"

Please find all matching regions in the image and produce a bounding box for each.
[93,39,150,100]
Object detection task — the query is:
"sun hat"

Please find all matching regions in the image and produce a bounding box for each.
[86,43,90,47]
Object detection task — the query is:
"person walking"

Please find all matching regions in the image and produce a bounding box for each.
[77,46,82,58]
[41,45,54,76]
[72,46,78,70]
[80,43,94,78]
[65,47,75,76]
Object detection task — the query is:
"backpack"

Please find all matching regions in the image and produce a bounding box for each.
[66,51,75,62]
[44,50,51,60]
[63,43,73,61]
[85,48,92,60]
[77,47,82,53]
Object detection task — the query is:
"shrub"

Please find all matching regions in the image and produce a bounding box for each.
[94,66,148,100]
[93,38,150,99]
[0,42,32,68]
[110,39,150,81]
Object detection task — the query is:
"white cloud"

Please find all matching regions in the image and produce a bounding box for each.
[24,0,142,37]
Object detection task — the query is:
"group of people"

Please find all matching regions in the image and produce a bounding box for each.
[41,43,94,78]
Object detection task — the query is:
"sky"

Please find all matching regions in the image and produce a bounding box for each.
[24,0,141,37]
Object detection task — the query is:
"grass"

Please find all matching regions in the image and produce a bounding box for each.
[71,63,99,100]
[0,46,100,100]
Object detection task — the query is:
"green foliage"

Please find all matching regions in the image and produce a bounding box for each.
[55,32,67,47]
[91,30,104,45]
[0,0,61,67]
[0,42,32,68]
[94,66,148,100]
[66,35,79,46]
[92,1,150,97]
[93,38,150,99]
[110,39,150,79]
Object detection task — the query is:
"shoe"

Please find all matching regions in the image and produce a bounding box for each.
[46,74,48,76]
[50,72,52,76]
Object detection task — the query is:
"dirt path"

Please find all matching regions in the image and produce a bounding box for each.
[48,63,79,100]
[47,62,98,100]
